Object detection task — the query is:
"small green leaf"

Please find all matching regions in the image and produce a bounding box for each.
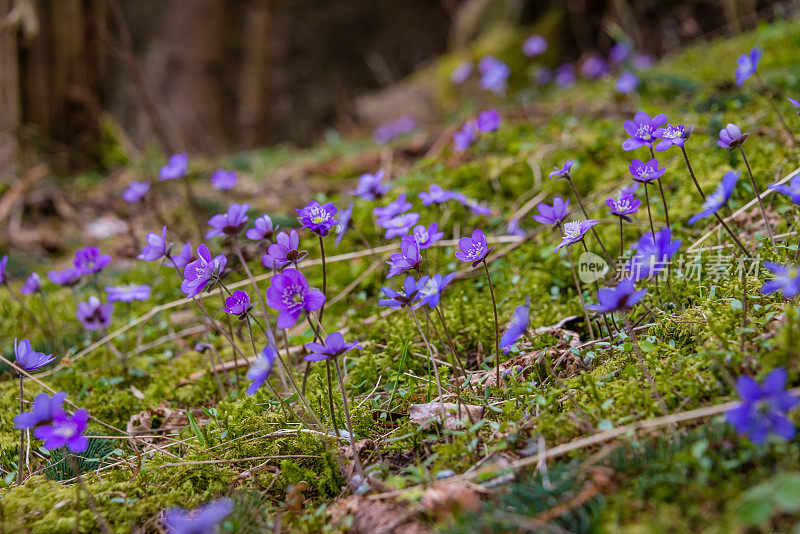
[639,340,656,353]
[730,299,743,311]
[773,473,800,512]
[738,497,773,525]
[186,410,206,448]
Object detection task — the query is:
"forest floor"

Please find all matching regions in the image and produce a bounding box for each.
[2,17,800,534]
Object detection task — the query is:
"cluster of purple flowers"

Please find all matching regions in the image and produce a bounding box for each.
[373,116,416,144]
[14,392,89,453]
[453,109,502,151]
[478,56,510,95]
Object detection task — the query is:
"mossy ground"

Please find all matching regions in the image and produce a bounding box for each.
[2,18,800,533]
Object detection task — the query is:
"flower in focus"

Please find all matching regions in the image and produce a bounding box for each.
[296,201,338,237]
[419,185,453,206]
[105,284,151,303]
[606,192,641,221]
[74,246,111,276]
[373,194,412,222]
[770,175,800,206]
[373,116,415,144]
[121,181,150,203]
[734,46,762,87]
[48,267,81,287]
[138,226,168,262]
[554,64,576,88]
[412,222,444,249]
[555,220,598,251]
[499,296,530,354]
[245,215,275,241]
[726,368,797,444]
[626,227,682,281]
[351,170,390,200]
[688,170,739,225]
[476,109,501,133]
[335,202,354,247]
[615,71,638,93]
[163,498,234,534]
[587,278,646,313]
[304,331,361,362]
[455,229,494,266]
[206,203,250,239]
[549,160,574,180]
[181,244,227,298]
[622,111,667,151]
[453,121,478,151]
[171,241,195,270]
[380,212,420,240]
[717,123,748,150]
[223,289,252,317]
[654,123,690,151]
[378,275,425,309]
[523,35,547,57]
[266,268,325,329]
[20,272,41,295]
[14,392,66,430]
[266,230,307,269]
[14,338,55,372]
[34,409,89,453]
[478,56,510,94]
[210,168,237,191]
[532,196,570,226]
[761,262,800,298]
[76,296,113,331]
[159,153,188,181]
[581,55,609,79]
[628,158,666,183]
[414,272,456,309]
[386,235,422,278]
[246,346,277,395]
[450,60,473,85]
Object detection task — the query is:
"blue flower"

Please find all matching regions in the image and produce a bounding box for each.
[587,279,646,313]
[654,123,691,151]
[121,181,150,203]
[717,123,748,150]
[453,121,478,151]
[412,223,444,249]
[386,235,422,279]
[380,212,420,240]
[210,169,237,191]
[163,498,233,534]
[373,194,412,222]
[105,284,151,303]
[761,262,800,298]
[74,246,111,276]
[734,46,762,87]
[688,170,739,225]
[14,339,55,373]
[246,346,277,395]
[476,109,501,133]
[555,220,598,251]
[622,112,667,151]
[532,196,570,226]
[478,56,510,94]
[769,175,800,206]
[615,71,638,93]
[296,201,338,237]
[455,229,495,266]
[245,215,275,241]
[304,331,361,362]
[334,202,354,247]
[726,368,797,444]
[523,35,547,57]
[549,160,574,180]
[414,273,457,309]
[350,170,390,200]
[378,276,425,309]
[554,64,576,88]
[626,227,682,281]
[499,297,530,354]
[14,392,66,430]
[159,153,188,181]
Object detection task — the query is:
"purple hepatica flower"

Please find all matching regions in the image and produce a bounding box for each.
[76,296,113,331]
[770,175,800,206]
[549,160,574,180]
[74,246,111,276]
[534,67,553,85]
[163,498,234,534]
[334,202,354,247]
[463,198,492,216]
[245,214,275,241]
[419,185,453,206]
[789,98,800,115]
[266,268,325,329]
[622,111,667,151]
[381,212,420,240]
[734,46,762,87]
[626,227,682,281]
[206,202,250,239]
[246,345,277,395]
[606,192,641,222]
[523,35,547,57]
[412,223,444,249]
[223,289,252,317]
[451,60,473,85]
[476,109,502,133]
[554,64,576,88]
[14,392,67,430]
[304,331,361,362]
[121,181,150,203]
[159,152,188,181]
[0,254,6,284]
[105,284,151,303]
[138,226,168,262]
[373,115,415,144]
[171,241,195,270]
[587,278,646,313]
[761,262,800,298]
[688,170,739,225]
[629,158,666,183]
[717,123,749,150]
[181,244,227,298]
[210,168,237,191]
[555,220,598,251]
[726,368,797,444]
[48,267,80,287]
[506,219,526,237]
[373,194,412,221]
[499,296,530,354]
[455,229,495,266]
[267,230,307,269]
[615,71,639,94]
[415,272,457,309]
[654,123,691,151]
[296,200,338,237]
[581,55,609,79]
[631,54,653,70]
[378,275,425,309]
[20,272,41,295]
[14,338,55,373]
[454,121,478,151]
[35,409,89,453]
[351,170,390,200]
[478,56,510,94]
[609,42,631,64]
[532,196,570,226]
[386,235,422,278]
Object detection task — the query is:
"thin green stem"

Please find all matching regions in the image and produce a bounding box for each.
[567,176,614,267]
[409,307,443,401]
[567,248,595,340]
[482,260,502,388]
[318,235,327,325]
[332,358,366,477]
[739,146,775,246]
[325,360,341,437]
[17,376,24,485]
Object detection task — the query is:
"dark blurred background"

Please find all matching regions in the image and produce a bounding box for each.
[1,0,798,174]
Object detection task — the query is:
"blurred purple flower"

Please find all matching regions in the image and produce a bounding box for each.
[726,368,797,444]
[654,123,691,151]
[555,220,598,251]
[615,71,638,93]
[334,202,353,247]
[454,121,478,151]
[717,123,748,150]
[770,175,800,206]
[622,111,667,151]
[506,219,526,237]
[121,181,150,203]
[246,345,277,395]
[74,246,111,276]
[35,409,89,453]
[789,98,800,115]
[351,170,390,200]
[500,296,530,354]
[105,284,151,303]
[138,226,168,262]
[14,338,54,372]
[587,278,646,313]
[159,153,188,181]
[373,194,412,222]
[735,46,762,87]
[532,196,570,226]
[48,267,80,287]
[373,116,415,144]
[223,289,252,317]
[304,331,361,362]
[534,67,553,85]
[245,215,275,241]
[14,392,66,430]
[581,55,609,79]
[171,241,195,270]
[478,56,510,94]
[419,185,453,206]
[626,227,682,281]
[206,203,250,238]
[523,35,547,57]
[386,235,422,278]
[688,170,739,225]
[296,201,338,237]
[20,272,41,295]
[76,296,113,331]
[609,42,630,64]
[455,229,494,266]
[477,109,502,133]
[415,272,456,309]
[0,254,6,284]
[761,262,800,298]
[378,275,425,309]
[163,498,233,534]
[451,60,473,85]
[266,230,307,269]
[629,158,666,183]
[554,64,576,88]
[266,268,325,329]
[381,212,420,240]
[412,222,444,249]
[181,244,227,298]
[210,168,237,191]
[631,54,653,70]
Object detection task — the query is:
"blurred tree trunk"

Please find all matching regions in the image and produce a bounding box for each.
[0,0,21,182]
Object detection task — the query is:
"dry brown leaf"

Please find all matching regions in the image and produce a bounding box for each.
[420,481,482,516]
[327,495,429,534]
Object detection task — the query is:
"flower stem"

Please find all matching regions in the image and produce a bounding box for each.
[680,146,706,201]
[567,176,614,267]
[619,217,624,259]
[318,235,327,325]
[755,72,798,146]
[434,306,471,386]
[332,357,366,477]
[625,315,667,415]
[566,248,595,340]
[409,307,444,401]
[739,146,775,246]
[17,375,24,485]
[481,260,502,387]
[325,360,341,437]
[643,183,656,239]
[217,287,242,390]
